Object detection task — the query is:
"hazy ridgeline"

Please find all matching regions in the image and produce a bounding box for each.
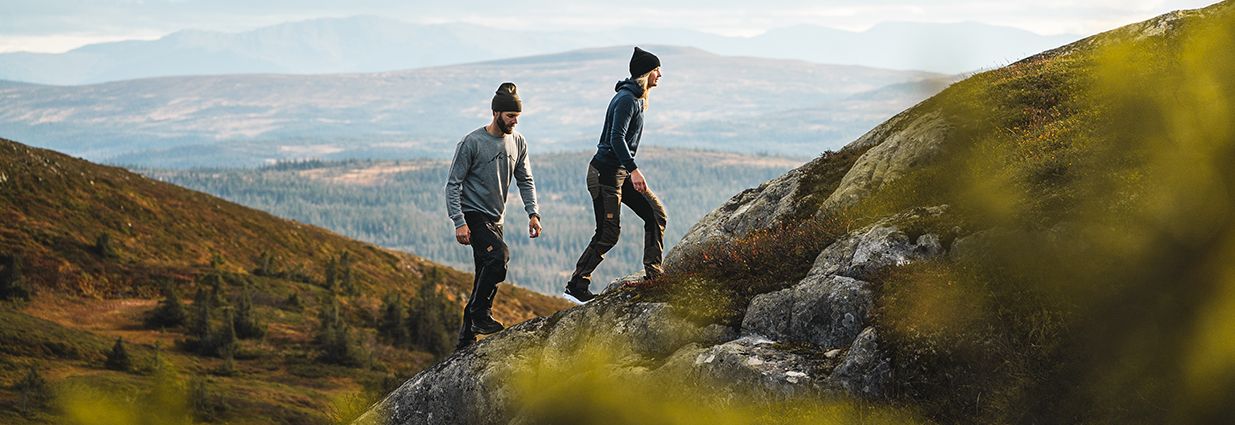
[142,148,801,294]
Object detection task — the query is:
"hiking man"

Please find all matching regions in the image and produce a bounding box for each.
[565,47,667,303]
[445,82,541,350]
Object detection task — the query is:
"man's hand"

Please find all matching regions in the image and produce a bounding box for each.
[455,224,471,245]
[630,169,649,193]
[529,215,542,238]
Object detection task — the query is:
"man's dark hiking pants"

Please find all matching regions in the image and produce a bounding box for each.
[568,162,667,289]
[458,212,509,346]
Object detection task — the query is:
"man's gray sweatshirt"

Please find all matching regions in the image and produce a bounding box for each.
[444,126,539,229]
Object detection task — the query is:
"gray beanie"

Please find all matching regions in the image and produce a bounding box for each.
[491,82,522,112]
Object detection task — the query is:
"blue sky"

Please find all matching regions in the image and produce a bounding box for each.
[0,0,1221,53]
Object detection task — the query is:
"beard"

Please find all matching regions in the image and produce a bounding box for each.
[496,117,514,134]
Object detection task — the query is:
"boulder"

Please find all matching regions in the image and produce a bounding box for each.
[666,166,809,269]
[809,207,947,281]
[821,111,949,213]
[742,275,874,349]
[656,336,837,403]
[829,327,892,399]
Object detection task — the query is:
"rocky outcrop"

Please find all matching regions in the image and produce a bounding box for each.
[808,213,946,281]
[829,327,892,399]
[360,204,952,424]
[737,207,948,399]
[742,275,874,349]
[357,289,738,425]
[656,336,840,402]
[667,105,950,269]
[820,111,949,212]
[666,166,810,268]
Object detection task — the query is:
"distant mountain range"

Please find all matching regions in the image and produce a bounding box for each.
[0,45,955,168]
[0,16,1080,85]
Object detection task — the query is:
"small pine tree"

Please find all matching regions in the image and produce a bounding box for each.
[205,273,228,307]
[214,307,237,358]
[233,282,265,339]
[254,251,277,277]
[189,287,213,355]
[105,337,133,372]
[146,282,187,329]
[95,232,118,258]
[284,291,304,311]
[316,294,362,366]
[324,258,339,293]
[377,293,407,346]
[338,251,357,295]
[315,294,340,346]
[148,341,168,374]
[15,365,53,414]
[0,254,31,300]
[408,272,456,358]
[216,344,237,376]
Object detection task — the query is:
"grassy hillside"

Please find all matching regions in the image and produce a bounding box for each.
[141,148,801,294]
[0,137,572,424]
[653,1,1235,423]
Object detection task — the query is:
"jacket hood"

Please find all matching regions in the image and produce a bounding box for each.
[614,78,645,98]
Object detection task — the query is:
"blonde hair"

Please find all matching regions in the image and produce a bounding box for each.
[634,67,658,109]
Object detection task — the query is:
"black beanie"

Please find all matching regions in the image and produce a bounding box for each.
[491,82,522,112]
[629,46,660,78]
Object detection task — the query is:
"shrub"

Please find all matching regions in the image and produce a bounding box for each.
[105,337,133,372]
[94,232,118,258]
[146,283,188,329]
[233,282,265,340]
[316,294,365,366]
[0,253,31,300]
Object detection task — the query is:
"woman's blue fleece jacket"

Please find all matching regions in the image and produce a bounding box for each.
[591,78,646,172]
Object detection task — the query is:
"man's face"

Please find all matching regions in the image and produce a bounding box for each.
[494,111,520,134]
[647,68,662,88]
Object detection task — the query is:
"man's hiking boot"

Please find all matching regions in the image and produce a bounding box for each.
[564,284,596,303]
[470,314,505,335]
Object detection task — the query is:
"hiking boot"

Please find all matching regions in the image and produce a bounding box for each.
[564,284,596,303]
[455,338,475,352]
[470,314,505,335]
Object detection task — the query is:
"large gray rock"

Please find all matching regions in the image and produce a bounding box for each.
[656,336,839,403]
[740,206,946,350]
[742,275,874,349]
[809,207,947,281]
[666,167,809,268]
[357,289,737,425]
[829,327,892,399]
[539,299,735,363]
[356,315,558,425]
[822,111,949,213]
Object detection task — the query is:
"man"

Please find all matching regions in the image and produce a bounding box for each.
[445,82,542,350]
[565,47,667,303]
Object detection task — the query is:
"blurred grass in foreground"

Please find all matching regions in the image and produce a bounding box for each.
[508,339,928,425]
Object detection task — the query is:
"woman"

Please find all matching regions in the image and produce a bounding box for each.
[564,47,667,303]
